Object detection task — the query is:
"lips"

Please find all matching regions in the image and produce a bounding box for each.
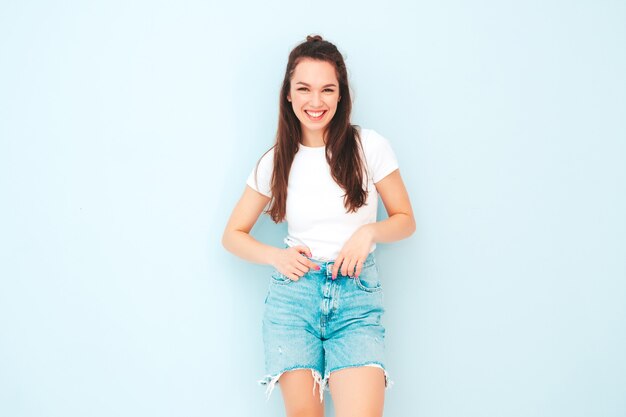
[304,110,327,120]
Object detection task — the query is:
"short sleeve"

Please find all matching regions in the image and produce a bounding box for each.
[365,130,399,183]
[246,148,274,198]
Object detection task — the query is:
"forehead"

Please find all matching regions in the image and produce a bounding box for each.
[291,58,338,85]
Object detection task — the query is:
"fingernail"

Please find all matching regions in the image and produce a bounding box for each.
[316,266,321,270]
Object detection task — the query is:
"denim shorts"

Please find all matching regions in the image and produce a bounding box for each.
[257,250,394,402]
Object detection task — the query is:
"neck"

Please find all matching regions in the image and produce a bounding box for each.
[301,128,327,147]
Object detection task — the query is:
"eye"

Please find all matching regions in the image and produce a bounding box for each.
[324,89,335,93]
[297,87,309,91]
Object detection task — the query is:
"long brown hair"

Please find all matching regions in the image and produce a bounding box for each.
[253,34,369,223]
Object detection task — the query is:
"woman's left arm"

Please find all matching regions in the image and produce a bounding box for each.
[366,168,416,243]
[331,169,416,279]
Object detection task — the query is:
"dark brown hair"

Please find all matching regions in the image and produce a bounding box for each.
[253,34,369,223]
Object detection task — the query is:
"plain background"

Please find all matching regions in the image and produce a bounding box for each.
[1,1,624,416]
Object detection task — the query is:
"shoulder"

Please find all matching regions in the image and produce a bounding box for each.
[357,127,393,153]
[246,145,276,197]
[262,145,276,159]
[356,127,399,182]
[248,145,276,180]
[255,145,276,167]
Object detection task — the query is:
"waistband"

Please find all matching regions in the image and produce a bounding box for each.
[282,238,377,268]
[304,250,377,269]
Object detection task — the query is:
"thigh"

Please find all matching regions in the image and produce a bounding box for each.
[323,260,387,378]
[328,366,385,417]
[279,369,325,417]
[259,268,326,403]
[262,269,325,373]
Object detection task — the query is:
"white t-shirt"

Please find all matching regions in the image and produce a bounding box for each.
[246,127,399,261]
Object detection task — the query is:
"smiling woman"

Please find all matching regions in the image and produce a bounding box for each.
[222,34,416,417]
[289,71,340,132]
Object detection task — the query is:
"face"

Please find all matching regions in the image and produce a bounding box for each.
[286,58,341,142]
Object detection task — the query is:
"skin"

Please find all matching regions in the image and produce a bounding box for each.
[222,57,416,416]
[286,58,340,148]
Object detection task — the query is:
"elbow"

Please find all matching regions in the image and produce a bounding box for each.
[407,215,417,236]
[221,230,231,252]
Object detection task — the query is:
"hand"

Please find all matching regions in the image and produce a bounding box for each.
[271,245,321,281]
[331,225,374,280]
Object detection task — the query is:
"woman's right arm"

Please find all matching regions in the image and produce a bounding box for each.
[221,185,280,266]
[222,184,319,279]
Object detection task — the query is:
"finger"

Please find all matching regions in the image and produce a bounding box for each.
[347,258,358,277]
[332,256,343,280]
[354,259,363,278]
[295,246,313,258]
[341,258,350,277]
[298,257,320,271]
[293,263,308,277]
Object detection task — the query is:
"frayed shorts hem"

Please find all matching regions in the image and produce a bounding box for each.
[257,362,394,403]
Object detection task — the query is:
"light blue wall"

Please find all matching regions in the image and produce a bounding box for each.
[1,1,624,416]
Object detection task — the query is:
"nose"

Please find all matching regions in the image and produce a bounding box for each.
[310,91,322,107]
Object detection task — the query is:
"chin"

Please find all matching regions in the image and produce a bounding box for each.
[304,124,329,132]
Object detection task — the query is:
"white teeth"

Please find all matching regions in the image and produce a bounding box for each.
[306,110,324,117]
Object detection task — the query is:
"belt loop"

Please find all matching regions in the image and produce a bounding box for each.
[326,261,334,278]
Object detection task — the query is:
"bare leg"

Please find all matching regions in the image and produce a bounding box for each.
[278,368,325,417]
[328,366,385,417]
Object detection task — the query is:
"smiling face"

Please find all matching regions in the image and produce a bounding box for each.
[287,58,341,145]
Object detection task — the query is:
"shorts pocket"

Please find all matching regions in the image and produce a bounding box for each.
[354,263,382,292]
[270,269,293,285]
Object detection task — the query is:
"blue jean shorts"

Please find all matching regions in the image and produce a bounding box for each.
[257,250,394,402]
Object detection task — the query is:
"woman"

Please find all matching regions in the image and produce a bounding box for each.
[222,34,415,417]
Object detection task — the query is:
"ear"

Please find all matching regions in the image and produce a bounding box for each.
[287,93,291,102]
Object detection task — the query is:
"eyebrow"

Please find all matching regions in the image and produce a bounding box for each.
[295,82,337,88]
